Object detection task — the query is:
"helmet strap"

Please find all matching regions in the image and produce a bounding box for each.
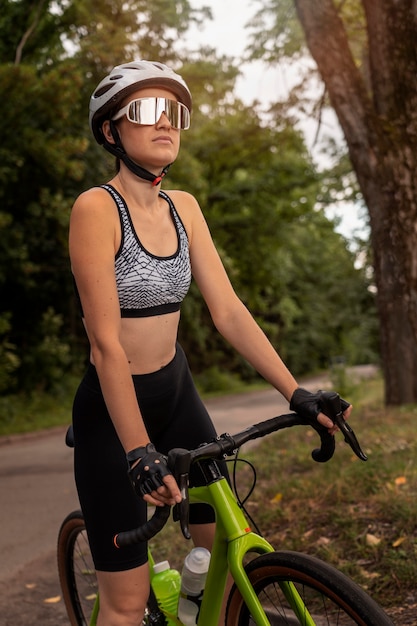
[103,122,170,186]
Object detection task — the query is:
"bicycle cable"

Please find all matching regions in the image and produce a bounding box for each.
[226,450,263,536]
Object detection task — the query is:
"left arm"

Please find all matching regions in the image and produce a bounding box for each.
[171,191,350,431]
[187,199,297,400]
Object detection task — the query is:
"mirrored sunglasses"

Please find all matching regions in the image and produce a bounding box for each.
[112,97,190,130]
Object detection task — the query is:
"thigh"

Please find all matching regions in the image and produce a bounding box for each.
[73,366,148,571]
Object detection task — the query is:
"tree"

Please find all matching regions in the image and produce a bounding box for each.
[0,0,378,395]
[251,0,417,405]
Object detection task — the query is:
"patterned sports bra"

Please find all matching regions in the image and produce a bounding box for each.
[104,184,192,318]
[75,184,192,319]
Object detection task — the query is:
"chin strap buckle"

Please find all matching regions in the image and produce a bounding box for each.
[152,173,165,186]
[151,165,170,186]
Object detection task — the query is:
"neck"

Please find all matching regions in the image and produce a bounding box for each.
[111,167,164,208]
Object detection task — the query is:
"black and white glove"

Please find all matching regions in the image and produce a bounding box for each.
[290,388,350,423]
[127,443,171,498]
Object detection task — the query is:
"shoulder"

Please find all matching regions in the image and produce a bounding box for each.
[162,189,200,212]
[71,186,118,217]
[69,186,121,256]
[161,190,206,241]
[70,187,121,236]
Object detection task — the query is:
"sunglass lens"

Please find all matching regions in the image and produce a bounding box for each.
[127,98,189,129]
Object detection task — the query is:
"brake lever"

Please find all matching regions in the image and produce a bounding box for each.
[174,473,191,539]
[319,391,368,462]
[168,448,192,540]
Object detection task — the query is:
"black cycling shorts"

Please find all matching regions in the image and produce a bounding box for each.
[72,344,224,572]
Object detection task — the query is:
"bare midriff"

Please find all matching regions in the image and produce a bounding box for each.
[86,310,181,375]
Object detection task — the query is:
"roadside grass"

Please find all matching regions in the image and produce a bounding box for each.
[239,403,417,609]
[0,378,78,436]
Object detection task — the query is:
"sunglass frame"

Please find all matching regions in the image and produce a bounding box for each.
[112,97,190,130]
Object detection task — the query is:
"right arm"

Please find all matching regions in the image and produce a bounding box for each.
[69,188,180,505]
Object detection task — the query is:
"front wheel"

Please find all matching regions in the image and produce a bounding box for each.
[225,551,394,626]
[57,510,165,626]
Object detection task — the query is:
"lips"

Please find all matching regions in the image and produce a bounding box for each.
[153,135,173,143]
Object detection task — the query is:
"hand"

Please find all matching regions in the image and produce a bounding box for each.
[127,443,182,507]
[290,388,352,435]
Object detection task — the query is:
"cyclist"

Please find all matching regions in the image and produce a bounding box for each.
[69,60,352,626]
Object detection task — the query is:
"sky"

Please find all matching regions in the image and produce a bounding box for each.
[186,0,343,155]
[186,0,289,106]
[186,0,366,241]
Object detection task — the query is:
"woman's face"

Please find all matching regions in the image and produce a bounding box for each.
[103,87,183,174]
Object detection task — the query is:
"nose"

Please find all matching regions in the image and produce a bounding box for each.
[156,111,171,128]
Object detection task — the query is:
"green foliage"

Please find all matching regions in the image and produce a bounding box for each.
[0,0,210,393]
[0,373,78,435]
[0,0,70,64]
[248,0,305,62]
[276,212,378,373]
[250,1,417,406]
[176,102,377,377]
[21,307,72,391]
[0,0,377,398]
[194,366,244,395]
[0,60,86,392]
[248,0,367,68]
[0,313,20,394]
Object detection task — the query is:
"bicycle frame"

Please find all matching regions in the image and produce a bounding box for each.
[88,465,315,626]
[185,473,315,626]
[188,476,274,625]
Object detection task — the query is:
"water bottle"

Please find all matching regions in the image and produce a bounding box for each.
[151,560,181,626]
[177,547,211,626]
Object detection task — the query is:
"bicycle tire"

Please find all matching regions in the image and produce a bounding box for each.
[57,510,165,626]
[57,511,97,626]
[225,551,394,626]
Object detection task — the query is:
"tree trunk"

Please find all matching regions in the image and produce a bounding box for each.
[294,0,417,404]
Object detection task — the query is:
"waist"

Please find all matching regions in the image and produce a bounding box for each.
[86,342,187,391]
[87,311,180,374]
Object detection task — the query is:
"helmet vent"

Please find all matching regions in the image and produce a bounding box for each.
[94,83,116,98]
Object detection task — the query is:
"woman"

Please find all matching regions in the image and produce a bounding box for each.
[70,60,351,626]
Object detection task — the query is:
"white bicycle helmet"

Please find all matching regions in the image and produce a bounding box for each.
[90,60,192,144]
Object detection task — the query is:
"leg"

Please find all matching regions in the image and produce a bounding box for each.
[96,562,150,626]
[189,522,216,552]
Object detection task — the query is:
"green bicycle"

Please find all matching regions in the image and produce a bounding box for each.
[58,392,394,625]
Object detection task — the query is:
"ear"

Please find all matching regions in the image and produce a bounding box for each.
[102,120,115,144]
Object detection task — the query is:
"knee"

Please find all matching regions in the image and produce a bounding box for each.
[97,600,148,626]
[96,563,150,626]
[96,580,149,626]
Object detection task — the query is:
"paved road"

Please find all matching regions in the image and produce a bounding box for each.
[0,366,376,624]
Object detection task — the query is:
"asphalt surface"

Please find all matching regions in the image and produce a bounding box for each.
[0,367,378,625]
